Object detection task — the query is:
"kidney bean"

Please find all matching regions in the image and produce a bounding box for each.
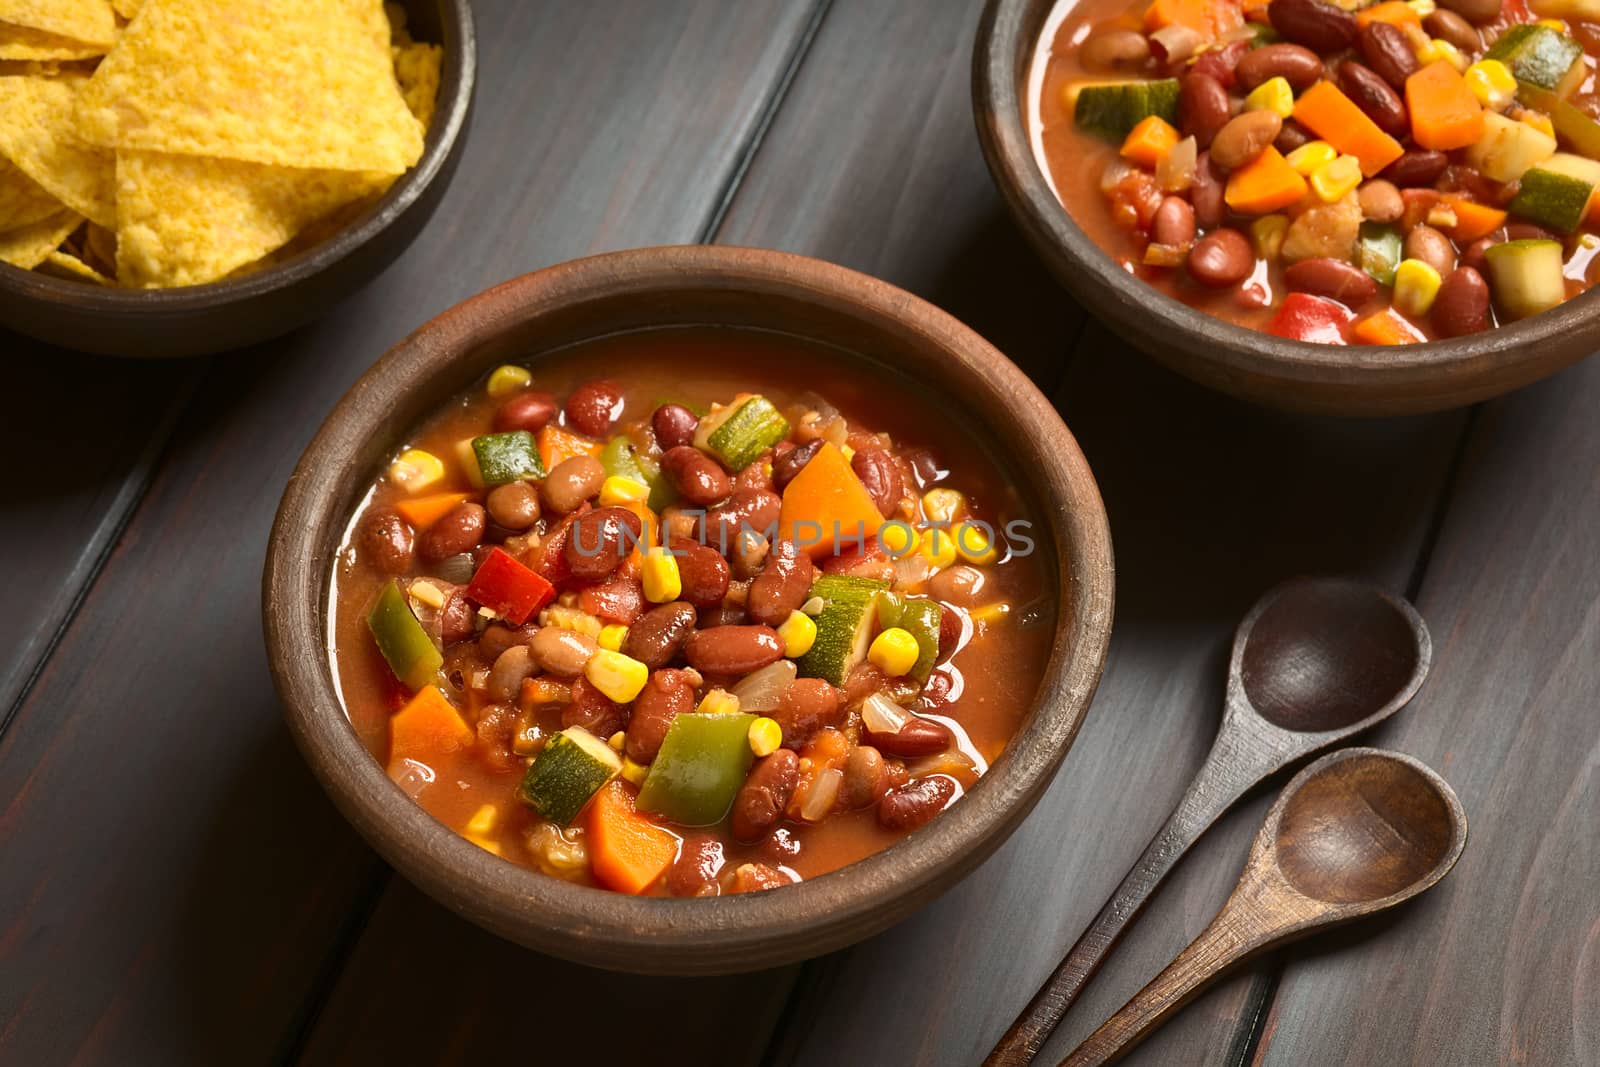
[1236,43,1324,92]
[771,677,845,748]
[1269,0,1357,54]
[684,625,783,675]
[1208,110,1282,171]
[734,450,776,494]
[417,502,485,562]
[668,536,731,608]
[1358,179,1404,223]
[1151,196,1196,247]
[1459,236,1494,275]
[1404,225,1456,277]
[661,445,732,506]
[1433,267,1491,337]
[493,390,558,434]
[1079,28,1150,73]
[487,645,537,702]
[565,506,644,580]
[1190,39,1248,88]
[1275,119,1314,154]
[541,455,605,514]
[729,862,791,893]
[564,380,623,437]
[840,745,889,809]
[626,668,696,763]
[1283,258,1379,306]
[578,571,645,624]
[360,507,414,574]
[1191,153,1225,229]
[844,662,889,706]
[771,439,819,491]
[698,602,748,629]
[936,609,967,663]
[1188,228,1254,288]
[1438,0,1500,25]
[747,539,814,626]
[623,602,696,669]
[1337,62,1408,138]
[867,717,953,758]
[478,622,537,660]
[486,481,540,530]
[439,588,477,646]
[668,834,724,897]
[1424,9,1479,51]
[531,626,598,677]
[1382,150,1448,188]
[561,675,623,738]
[1178,72,1230,150]
[878,775,957,832]
[731,749,800,842]
[851,448,903,518]
[702,489,782,558]
[1359,22,1419,91]
[651,403,698,451]
[1505,222,1557,242]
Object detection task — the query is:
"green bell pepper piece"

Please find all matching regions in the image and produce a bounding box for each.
[366,580,442,690]
[471,430,545,485]
[898,598,943,683]
[1357,222,1402,288]
[601,435,676,511]
[636,712,756,825]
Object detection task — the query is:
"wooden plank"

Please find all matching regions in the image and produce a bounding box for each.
[0,2,821,1063]
[1251,358,1600,1066]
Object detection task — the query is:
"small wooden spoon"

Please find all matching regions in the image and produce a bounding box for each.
[1060,748,1467,1065]
[987,578,1431,1066]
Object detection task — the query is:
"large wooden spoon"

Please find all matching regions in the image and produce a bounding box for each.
[1059,747,1467,1065]
[986,577,1432,1066]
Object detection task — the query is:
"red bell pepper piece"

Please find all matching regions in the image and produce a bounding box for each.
[1267,293,1353,344]
[466,547,555,625]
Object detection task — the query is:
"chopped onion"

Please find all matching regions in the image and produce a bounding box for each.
[905,749,977,783]
[800,768,843,822]
[861,691,914,735]
[892,551,930,588]
[1157,135,1196,193]
[1100,159,1136,194]
[434,552,477,585]
[731,660,797,713]
[1149,24,1202,65]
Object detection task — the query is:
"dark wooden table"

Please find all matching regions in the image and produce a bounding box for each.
[3,2,1596,1064]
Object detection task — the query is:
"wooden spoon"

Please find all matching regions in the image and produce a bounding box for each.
[1059,748,1467,1065]
[986,578,1431,1066]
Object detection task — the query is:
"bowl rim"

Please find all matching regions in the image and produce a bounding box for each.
[263,245,1115,974]
[973,0,1600,412]
[0,0,477,308]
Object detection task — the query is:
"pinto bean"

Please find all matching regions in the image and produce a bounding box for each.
[1269,0,1358,54]
[668,834,724,897]
[1209,110,1283,171]
[702,488,782,557]
[1337,62,1408,138]
[541,455,605,514]
[731,750,800,842]
[493,390,558,434]
[1079,28,1150,73]
[747,538,815,626]
[1151,196,1196,247]
[478,622,538,660]
[729,862,791,893]
[439,589,477,646]
[1283,258,1379,306]
[1358,179,1404,223]
[360,507,414,574]
[626,668,697,763]
[564,380,623,437]
[771,439,820,491]
[531,627,598,677]
[877,775,957,831]
[1188,228,1254,288]
[1424,9,1479,50]
[565,506,644,580]
[851,448,903,517]
[487,645,538,702]
[1438,0,1500,25]
[486,481,541,530]
[1382,150,1448,188]
[1178,72,1230,149]
[684,625,784,675]
[661,445,732,506]
[669,535,731,608]
[1404,225,1456,277]
[561,675,623,738]
[417,502,485,562]
[1433,267,1490,337]
[867,717,953,758]
[651,403,698,451]
[840,745,889,809]
[772,678,845,748]
[624,602,698,669]
[928,564,986,607]
[1236,43,1324,91]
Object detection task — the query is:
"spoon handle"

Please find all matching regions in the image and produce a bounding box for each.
[984,738,1266,1067]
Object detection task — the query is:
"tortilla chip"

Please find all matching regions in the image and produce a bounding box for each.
[0,153,61,229]
[394,41,442,131]
[0,73,116,227]
[114,149,393,287]
[0,209,80,268]
[78,0,424,174]
[0,21,106,60]
[40,247,110,283]
[84,219,115,274]
[0,1,116,48]
[112,0,142,20]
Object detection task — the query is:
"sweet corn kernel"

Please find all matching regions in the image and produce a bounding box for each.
[1285,140,1337,177]
[584,650,649,704]
[466,835,503,857]
[697,689,741,716]
[748,717,783,757]
[598,475,650,507]
[1536,18,1568,32]
[1393,259,1443,316]
[1251,214,1289,261]
[1244,76,1294,118]
[878,520,920,557]
[1310,155,1363,203]
[486,364,532,399]
[1419,39,1468,72]
[598,624,629,652]
[953,521,999,565]
[1465,60,1516,111]
[1519,110,1556,138]
[389,448,445,493]
[840,444,856,461]
[777,610,818,658]
[919,526,958,569]
[1405,0,1435,13]
[607,731,626,751]
[868,627,921,677]
[453,438,485,489]
[620,757,649,786]
[465,804,498,836]
[922,488,964,523]
[969,602,1013,626]
[640,547,682,603]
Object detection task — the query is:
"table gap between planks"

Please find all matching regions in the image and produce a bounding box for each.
[2,1,1595,1066]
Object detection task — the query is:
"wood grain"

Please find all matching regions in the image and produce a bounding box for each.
[0,2,821,1062]
[1250,357,1600,1066]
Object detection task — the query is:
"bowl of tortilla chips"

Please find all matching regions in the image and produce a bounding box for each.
[0,0,474,357]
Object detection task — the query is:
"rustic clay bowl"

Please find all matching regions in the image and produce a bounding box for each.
[0,0,475,359]
[264,246,1115,975]
[974,0,1600,416]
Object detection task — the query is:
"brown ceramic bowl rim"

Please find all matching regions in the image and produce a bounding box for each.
[264,245,1115,974]
[0,0,475,315]
[973,0,1600,414]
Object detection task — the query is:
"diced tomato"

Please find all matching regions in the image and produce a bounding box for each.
[466,547,555,625]
[1106,169,1164,233]
[1267,293,1354,344]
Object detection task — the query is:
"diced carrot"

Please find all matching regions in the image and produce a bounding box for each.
[393,491,471,529]
[1224,146,1310,214]
[1406,61,1484,152]
[586,781,681,895]
[1292,82,1406,176]
[387,687,473,772]
[1353,309,1426,345]
[1144,0,1243,35]
[1440,196,1507,243]
[1121,115,1179,169]
[778,441,884,560]
[536,423,603,471]
[1355,1,1421,28]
